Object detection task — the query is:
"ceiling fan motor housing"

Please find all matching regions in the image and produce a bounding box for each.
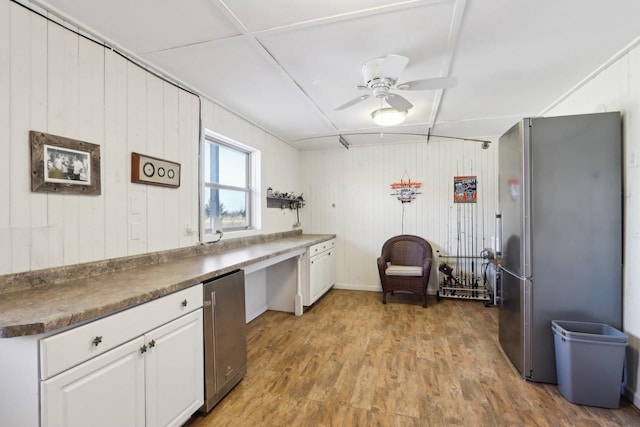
[372,84,390,98]
[361,57,385,82]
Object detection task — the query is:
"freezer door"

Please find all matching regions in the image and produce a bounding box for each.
[497,119,532,379]
[499,271,528,376]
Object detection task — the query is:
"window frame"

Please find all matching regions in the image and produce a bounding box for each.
[201,130,257,242]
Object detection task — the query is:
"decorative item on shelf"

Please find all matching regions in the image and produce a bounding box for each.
[390,171,421,203]
[267,187,273,197]
[266,190,305,210]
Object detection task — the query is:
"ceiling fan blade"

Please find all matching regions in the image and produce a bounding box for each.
[381,54,409,77]
[386,93,413,111]
[335,94,369,111]
[397,76,458,91]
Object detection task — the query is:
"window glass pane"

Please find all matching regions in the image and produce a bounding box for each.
[203,187,219,234]
[203,187,248,231]
[204,142,247,187]
[219,145,247,187]
[204,143,217,184]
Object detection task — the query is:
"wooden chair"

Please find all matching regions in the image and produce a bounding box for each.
[377,235,433,307]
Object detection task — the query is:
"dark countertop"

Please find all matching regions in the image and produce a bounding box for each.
[0,234,334,338]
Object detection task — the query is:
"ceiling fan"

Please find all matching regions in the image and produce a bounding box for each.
[323,54,457,112]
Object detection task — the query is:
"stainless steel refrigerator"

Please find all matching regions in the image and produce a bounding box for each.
[497,112,622,383]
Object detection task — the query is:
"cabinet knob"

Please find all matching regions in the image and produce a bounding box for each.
[92,336,103,346]
[148,339,156,348]
[181,299,188,307]
[140,344,148,354]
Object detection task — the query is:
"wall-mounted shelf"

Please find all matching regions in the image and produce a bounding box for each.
[266,197,304,209]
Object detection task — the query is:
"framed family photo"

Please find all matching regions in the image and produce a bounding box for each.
[30,131,101,195]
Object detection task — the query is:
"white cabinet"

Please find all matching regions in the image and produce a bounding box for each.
[40,285,203,427]
[145,310,203,427]
[303,239,336,306]
[42,337,146,427]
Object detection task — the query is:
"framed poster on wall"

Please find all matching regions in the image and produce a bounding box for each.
[453,175,477,203]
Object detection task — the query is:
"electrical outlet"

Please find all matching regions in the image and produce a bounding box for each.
[629,149,639,168]
[213,217,222,233]
[131,222,142,240]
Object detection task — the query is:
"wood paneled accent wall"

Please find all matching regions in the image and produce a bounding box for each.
[299,138,498,294]
[0,1,200,274]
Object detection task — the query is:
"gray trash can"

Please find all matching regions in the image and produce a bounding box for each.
[551,320,627,408]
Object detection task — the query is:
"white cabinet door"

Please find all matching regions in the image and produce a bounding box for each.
[41,337,146,427]
[309,250,329,304]
[145,309,204,427]
[325,249,336,292]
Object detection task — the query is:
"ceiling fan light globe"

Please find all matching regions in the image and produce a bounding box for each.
[371,108,407,126]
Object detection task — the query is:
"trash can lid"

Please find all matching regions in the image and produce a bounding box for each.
[552,320,627,343]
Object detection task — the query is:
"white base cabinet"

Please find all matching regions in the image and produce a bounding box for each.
[303,239,336,306]
[145,310,204,427]
[0,284,203,427]
[42,337,146,427]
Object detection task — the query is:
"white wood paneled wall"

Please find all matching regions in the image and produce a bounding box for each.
[0,2,200,274]
[542,41,640,407]
[299,138,498,293]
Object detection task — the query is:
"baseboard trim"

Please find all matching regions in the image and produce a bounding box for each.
[624,384,640,409]
[333,283,380,292]
[332,283,438,296]
[246,304,267,323]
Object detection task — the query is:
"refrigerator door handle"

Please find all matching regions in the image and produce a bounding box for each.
[498,264,531,282]
[495,213,503,258]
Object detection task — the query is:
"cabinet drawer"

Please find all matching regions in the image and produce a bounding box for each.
[309,239,335,257]
[40,284,203,380]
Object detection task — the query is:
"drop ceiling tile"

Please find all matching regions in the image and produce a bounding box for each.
[439,0,640,128]
[42,0,241,53]
[223,0,452,32]
[144,38,336,140]
[257,3,455,126]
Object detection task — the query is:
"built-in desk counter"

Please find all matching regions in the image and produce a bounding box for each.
[0,232,336,426]
[0,232,335,339]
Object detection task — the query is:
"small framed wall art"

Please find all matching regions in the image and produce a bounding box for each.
[131,152,181,188]
[30,131,101,195]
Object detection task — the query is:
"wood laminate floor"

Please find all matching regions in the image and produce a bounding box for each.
[185,289,640,426]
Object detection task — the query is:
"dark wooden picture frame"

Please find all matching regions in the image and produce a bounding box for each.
[30,131,101,195]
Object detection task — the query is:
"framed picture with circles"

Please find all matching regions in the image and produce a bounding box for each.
[131,152,181,188]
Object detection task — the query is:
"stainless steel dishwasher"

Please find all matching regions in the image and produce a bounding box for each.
[200,269,247,413]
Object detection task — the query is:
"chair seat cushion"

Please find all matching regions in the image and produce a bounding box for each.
[385,265,423,277]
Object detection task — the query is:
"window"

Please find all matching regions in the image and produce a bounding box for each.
[202,133,256,241]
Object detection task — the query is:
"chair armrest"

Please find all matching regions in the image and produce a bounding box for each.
[377,256,389,280]
[421,257,433,277]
